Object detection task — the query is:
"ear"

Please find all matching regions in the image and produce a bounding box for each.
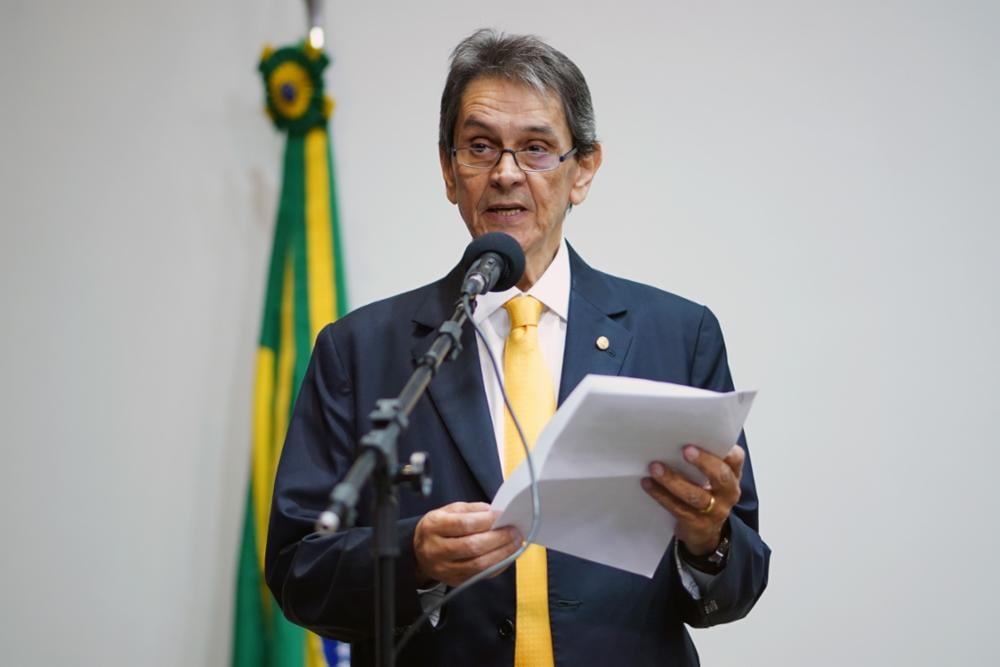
[439,146,458,205]
[568,142,603,207]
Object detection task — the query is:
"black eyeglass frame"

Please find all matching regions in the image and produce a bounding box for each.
[450,145,579,173]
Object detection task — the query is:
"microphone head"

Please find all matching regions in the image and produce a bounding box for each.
[462,232,526,292]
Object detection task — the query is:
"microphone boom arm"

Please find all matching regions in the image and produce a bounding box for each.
[312,232,521,667]
[315,296,473,667]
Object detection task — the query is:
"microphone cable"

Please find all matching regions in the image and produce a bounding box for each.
[395,293,542,654]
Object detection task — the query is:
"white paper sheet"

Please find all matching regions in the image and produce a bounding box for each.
[490,374,757,578]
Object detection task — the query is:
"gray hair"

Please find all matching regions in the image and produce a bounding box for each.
[439,29,597,156]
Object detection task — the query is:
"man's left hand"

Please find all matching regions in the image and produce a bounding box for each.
[641,444,744,555]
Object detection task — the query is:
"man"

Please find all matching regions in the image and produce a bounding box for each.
[266,29,770,666]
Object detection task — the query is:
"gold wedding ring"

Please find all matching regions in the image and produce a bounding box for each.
[699,495,716,515]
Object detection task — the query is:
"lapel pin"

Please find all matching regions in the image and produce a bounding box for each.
[595,335,610,351]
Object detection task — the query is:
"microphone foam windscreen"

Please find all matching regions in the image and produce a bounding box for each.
[462,232,526,291]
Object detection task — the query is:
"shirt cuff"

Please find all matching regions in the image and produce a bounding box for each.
[673,541,719,600]
[417,581,447,627]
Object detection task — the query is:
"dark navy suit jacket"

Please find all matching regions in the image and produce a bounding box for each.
[266,246,770,666]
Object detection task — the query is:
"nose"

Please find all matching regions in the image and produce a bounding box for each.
[490,149,526,189]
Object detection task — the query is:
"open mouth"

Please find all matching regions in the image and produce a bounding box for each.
[486,206,527,217]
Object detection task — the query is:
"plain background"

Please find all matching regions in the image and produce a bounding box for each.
[1,1,998,665]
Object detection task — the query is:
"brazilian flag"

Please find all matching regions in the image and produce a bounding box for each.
[232,41,349,667]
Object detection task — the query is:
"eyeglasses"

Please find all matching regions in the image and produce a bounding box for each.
[451,144,578,173]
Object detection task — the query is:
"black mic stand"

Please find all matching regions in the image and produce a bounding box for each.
[316,295,475,667]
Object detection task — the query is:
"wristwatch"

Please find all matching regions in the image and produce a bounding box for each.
[678,522,731,575]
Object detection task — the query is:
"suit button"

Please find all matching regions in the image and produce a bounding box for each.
[498,618,515,640]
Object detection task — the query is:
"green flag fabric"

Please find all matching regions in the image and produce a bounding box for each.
[232,41,348,667]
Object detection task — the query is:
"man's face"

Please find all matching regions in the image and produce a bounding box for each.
[440,77,601,284]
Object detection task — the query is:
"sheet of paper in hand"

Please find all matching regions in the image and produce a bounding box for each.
[491,374,757,578]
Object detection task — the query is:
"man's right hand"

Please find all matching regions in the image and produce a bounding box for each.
[414,501,522,587]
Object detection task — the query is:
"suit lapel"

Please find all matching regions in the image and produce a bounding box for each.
[558,245,633,404]
[412,268,504,499]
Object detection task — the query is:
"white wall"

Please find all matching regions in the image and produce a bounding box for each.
[1,1,998,665]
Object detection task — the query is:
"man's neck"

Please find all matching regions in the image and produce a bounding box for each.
[473,239,570,326]
[517,240,562,290]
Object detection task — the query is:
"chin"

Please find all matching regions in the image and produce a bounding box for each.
[467,218,538,256]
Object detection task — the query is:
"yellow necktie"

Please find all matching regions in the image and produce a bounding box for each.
[502,295,555,667]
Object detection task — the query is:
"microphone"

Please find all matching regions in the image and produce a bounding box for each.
[460,232,526,297]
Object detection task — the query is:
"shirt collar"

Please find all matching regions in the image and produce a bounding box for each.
[473,238,571,324]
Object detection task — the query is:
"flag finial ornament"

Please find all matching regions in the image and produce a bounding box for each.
[259,43,332,133]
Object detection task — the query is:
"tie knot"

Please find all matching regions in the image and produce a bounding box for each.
[504,295,544,329]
